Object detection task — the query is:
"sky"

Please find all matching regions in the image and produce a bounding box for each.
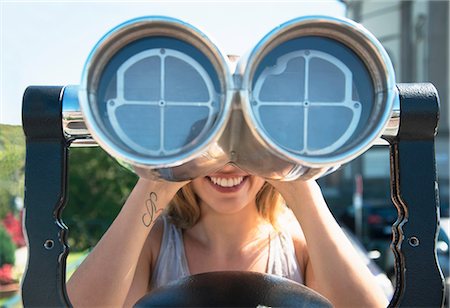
[0,0,346,125]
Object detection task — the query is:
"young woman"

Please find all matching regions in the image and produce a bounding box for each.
[67,164,388,307]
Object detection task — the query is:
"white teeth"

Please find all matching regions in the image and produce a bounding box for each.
[209,176,244,188]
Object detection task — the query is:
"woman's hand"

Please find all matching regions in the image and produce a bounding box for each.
[266,178,322,211]
[137,177,190,198]
[134,177,190,228]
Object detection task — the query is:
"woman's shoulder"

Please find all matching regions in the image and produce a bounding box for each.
[277,207,309,267]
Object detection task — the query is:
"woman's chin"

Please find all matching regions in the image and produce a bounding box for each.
[200,195,254,216]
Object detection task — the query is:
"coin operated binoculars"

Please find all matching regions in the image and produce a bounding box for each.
[21,15,445,307]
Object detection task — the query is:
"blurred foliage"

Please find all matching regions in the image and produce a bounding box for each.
[0,224,15,266]
[64,147,137,251]
[0,124,137,252]
[0,125,25,219]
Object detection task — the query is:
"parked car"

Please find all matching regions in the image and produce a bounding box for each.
[440,217,450,306]
[339,200,397,241]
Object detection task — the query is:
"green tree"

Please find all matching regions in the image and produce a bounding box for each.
[0,125,25,219]
[0,224,15,266]
[63,147,137,251]
[0,124,137,252]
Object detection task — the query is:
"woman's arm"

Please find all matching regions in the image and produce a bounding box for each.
[66,178,186,307]
[269,179,388,308]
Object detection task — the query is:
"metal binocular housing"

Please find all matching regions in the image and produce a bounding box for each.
[64,15,398,181]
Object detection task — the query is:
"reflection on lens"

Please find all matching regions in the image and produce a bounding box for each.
[97,40,221,157]
[251,37,370,157]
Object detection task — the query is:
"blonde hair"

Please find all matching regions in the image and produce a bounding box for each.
[166,182,285,230]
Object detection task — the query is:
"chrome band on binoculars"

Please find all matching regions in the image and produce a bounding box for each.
[69,15,397,181]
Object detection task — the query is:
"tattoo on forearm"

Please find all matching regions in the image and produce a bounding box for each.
[142,192,162,227]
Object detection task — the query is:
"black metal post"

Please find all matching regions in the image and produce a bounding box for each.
[21,86,71,307]
[388,83,445,307]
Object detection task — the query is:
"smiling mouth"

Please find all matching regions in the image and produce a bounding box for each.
[207,176,246,188]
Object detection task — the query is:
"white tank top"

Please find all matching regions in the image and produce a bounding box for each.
[150,215,304,289]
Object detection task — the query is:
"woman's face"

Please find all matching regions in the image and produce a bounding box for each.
[191,164,266,215]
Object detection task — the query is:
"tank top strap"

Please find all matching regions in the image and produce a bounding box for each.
[150,215,190,289]
[267,228,304,284]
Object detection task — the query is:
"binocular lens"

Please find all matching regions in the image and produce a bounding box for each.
[96,38,222,158]
[251,37,372,157]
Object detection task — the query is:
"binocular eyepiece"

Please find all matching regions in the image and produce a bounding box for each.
[64,15,397,181]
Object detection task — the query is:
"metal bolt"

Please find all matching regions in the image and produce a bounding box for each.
[44,239,54,250]
[408,236,420,247]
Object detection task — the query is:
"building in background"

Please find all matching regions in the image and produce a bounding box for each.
[347,0,449,142]
[319,0,450,278]
[324,0,449,217]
